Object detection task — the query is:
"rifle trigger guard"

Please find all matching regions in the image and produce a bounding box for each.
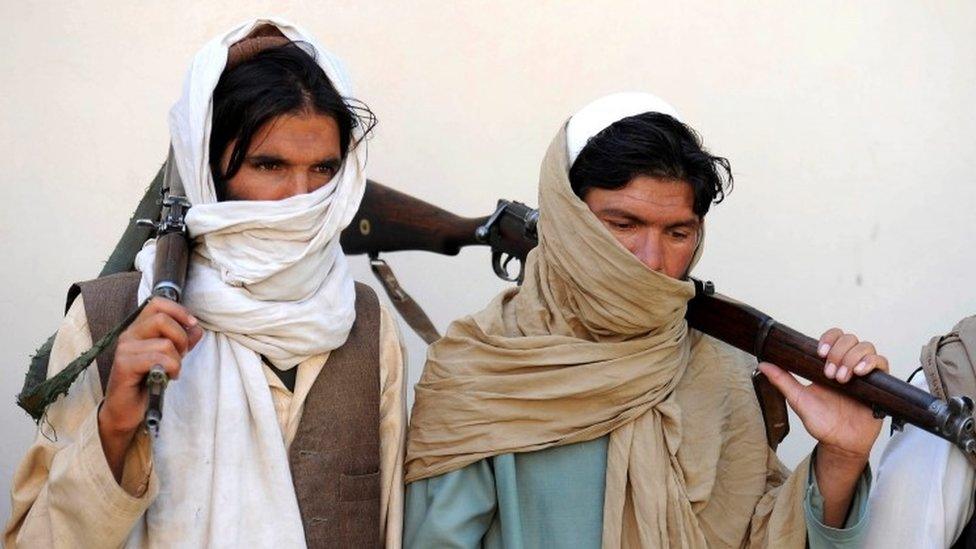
[492,251,521,282]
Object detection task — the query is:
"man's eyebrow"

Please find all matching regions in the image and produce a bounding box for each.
[245,153,286,164]
[596,208,700,229]
[315,156,342,167]
[665,217,700,230]
[244,154,342,166]
[595,208,645,223]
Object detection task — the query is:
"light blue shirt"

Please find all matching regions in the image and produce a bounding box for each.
[405,437,870,548]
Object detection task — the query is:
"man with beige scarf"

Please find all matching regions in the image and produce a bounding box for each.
[403,93,883,548]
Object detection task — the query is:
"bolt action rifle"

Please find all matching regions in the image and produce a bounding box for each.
[19,179,976,456]
[342,180,976,456]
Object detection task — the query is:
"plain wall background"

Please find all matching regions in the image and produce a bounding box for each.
[1,1,974,525]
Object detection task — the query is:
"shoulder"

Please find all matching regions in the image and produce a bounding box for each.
[688,331,758,393]
[677,332,766,438]
[378,303,401,345]
[47,296,94,379]
[378,302,408,395]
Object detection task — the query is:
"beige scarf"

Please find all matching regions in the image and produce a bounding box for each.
[406,123,809,547]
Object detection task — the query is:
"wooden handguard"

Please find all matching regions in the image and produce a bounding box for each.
[341,180,489,257]
[152,231,189,302]
[686,290,974,452]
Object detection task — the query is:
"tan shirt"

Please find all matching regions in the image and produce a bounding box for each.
[5,296,407,548]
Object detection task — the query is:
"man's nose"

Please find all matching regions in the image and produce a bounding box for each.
[634,235,664,272]
[287,172,312,197]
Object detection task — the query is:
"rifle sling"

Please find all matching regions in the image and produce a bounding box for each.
[751,370,790,449]
[368,256,441,345]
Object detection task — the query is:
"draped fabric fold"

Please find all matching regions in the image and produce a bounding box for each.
[405,110,808,547]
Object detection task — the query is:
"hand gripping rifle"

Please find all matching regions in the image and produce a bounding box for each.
[343,180,976,457]
[134,153,191,437]
[17,152,190,438]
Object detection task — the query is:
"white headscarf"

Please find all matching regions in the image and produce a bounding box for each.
[128,18,365,548]
[567,91,681,165]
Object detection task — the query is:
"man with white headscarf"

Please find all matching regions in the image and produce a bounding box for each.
[5,19,406,548]
[403,93,883,548]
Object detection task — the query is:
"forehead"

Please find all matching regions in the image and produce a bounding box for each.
[248,112,341,158]
[585,176,696,221]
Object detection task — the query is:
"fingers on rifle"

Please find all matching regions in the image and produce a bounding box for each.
[824,333,859,381]
[834,341,875,383]
[129,300,199,355]
[817,328,844,357]
[113,338,183,381]
[852,353,889,377]
[130,313,191,355]
[186,324,204,350]
[144,297,198,330]
[138,339,183,380]
[758,362,803,408]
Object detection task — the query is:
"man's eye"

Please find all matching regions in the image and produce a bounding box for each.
[314,164,337,176]
[608,220,633,231]
[670,230,690,240]
[254,161,281,171]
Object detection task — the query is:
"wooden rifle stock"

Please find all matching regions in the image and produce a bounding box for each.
[341,180,489,256]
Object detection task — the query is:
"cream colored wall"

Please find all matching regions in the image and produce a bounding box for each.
[1,0,974,526]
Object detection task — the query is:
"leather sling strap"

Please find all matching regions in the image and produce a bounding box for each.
[67,271,143,393]
[369,255,440,344]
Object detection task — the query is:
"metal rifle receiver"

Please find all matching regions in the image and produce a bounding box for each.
[476,200,539,283]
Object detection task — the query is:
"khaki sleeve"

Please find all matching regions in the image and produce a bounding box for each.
[377,304,408,549]
[4,297,158,548]
[746,451,811,549]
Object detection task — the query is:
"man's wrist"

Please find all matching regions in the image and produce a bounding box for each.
[815,443,869,477]
[813,443,868,528]
[98,402,139,483]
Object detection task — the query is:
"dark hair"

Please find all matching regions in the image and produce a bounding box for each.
[568,112,732,217]
[208,41,376,201]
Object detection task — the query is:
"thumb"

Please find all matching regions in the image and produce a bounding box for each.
[187,324,204,351]
[758,362,804,409]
